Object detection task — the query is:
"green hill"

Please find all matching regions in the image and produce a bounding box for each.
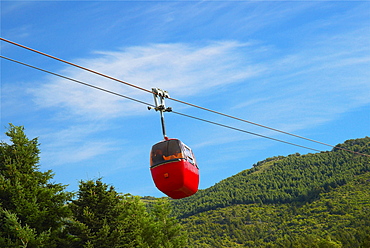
[171,137,370,247]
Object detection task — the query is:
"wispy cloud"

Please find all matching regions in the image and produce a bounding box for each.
[10,1,369,171]
[31,41,264,121]
[231,25,370,133]
[37,123,111,163]
[2,1,369,196]
[44,141,116,166]
[30,26,370,151]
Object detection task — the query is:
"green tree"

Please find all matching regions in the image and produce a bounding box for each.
[67,179,187,247]
[0,208,51,248]
[0,124,72,247]
[66,179,143,247]
[147,199,187,248]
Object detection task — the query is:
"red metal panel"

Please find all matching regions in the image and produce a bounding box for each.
[150,160,199,199]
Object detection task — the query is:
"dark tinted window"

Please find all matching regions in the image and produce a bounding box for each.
[150,139,184,167]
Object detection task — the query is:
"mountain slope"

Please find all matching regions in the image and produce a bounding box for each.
[172,137,370,219]
[169,137,370,247]
[181,172,370,247]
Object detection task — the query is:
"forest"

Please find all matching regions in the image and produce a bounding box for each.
[0,124,186,247]
[1,124,369,247]
[171,137,370,247]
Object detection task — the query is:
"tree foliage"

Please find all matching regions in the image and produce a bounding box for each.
[0,124,187,247]
[66,179,187,247]
[0,124,73,247]
[172,137,370,247]
[2,124,369,247]
[172,137,370,219]
[181,172,370,247]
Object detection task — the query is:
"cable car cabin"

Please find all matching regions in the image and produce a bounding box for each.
[150,138,199,199]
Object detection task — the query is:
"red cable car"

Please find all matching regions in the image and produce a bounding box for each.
[150,138,199,199]
[148,88,199,199]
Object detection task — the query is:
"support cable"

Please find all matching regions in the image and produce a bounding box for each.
[0,55,154,108]
[0,38,342,151]
[1,39,369,157]
[0,37,152,94]
[1,55,326,153]
[0,38,345,149]
[171,111,322,153]
[169,98,339,150]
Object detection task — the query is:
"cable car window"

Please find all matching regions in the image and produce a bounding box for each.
[151,142,166,167]
[165,140,184,160]
[182,144,195,165]
[150,140,184,167]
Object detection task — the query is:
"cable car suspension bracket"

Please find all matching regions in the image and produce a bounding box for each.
[148,88,172,139]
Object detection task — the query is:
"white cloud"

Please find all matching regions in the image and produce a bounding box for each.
[38,123,121,166]
[229,25,370,133]
[32,41,264,121]
[44,141,115,165]
[30,30,370,149]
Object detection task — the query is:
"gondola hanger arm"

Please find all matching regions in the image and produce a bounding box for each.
[148,88,172,139]
[147,88,172,112]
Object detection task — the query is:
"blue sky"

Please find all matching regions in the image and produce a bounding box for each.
[1,1,369,197]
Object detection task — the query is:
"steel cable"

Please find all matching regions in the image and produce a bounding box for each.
[1,38,369,157]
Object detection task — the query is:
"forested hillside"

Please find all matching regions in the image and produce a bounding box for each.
[1,124,369,247]
[0,124,186,248]
[182,172,370,247]
[172,137,370,218]
[172,137,370,247]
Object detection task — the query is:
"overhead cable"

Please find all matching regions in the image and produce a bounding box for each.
[1,55,330,154]
[171,111,322,153]
[0,38,343,149]
[0,37,152,94]
[169,98,339,150]
[1,38,369,157]
[0,55,154,108]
